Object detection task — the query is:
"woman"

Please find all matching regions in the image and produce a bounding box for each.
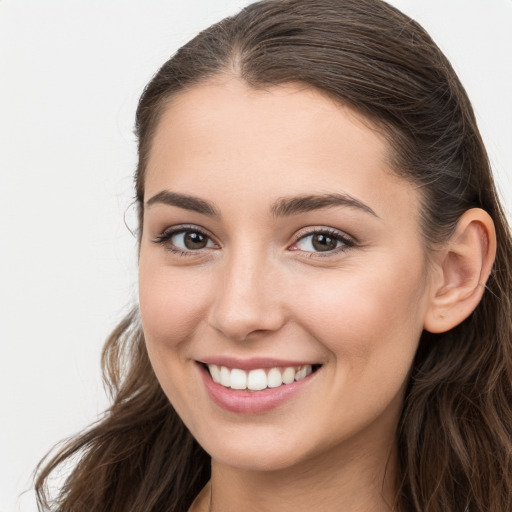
[35,0,512,511]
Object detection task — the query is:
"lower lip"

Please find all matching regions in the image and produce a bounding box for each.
[198,364,317,414]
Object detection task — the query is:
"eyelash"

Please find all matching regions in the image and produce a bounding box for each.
[290,228,355,257]
[152,225,216,257]
[152,225,355,257]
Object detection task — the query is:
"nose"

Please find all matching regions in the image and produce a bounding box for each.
[207,249,286,342]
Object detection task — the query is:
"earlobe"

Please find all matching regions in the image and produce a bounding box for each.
[423,208,496,334]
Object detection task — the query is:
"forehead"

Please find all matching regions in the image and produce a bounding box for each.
[144,79,418,224]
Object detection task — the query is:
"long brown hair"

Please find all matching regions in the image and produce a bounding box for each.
[35,1,512,511]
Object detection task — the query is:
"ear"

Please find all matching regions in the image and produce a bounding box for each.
[424,208,496,333]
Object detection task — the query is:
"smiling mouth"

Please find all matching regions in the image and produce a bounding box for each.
[203,363,322,392]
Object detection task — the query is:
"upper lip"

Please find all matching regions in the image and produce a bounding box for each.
[197,357,321,371]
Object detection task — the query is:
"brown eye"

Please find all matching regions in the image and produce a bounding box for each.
[160,229,216,252]
[293,229,354,254]
[311,233,338,252]
[183,231,208,249]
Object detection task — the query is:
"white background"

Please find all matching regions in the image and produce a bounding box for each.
[1,1,511,511]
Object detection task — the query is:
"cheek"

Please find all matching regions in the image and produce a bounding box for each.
[138,256,213,417]
[289,256,428,365]
[138,257,212,347]
[286,259,428,438]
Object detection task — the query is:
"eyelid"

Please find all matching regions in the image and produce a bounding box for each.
[152,224,220,254]
[151,224,355,257]
[292,225,355,241]
[289,226,356,254]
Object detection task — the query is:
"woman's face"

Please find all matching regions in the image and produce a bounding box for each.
[139,79,433,472]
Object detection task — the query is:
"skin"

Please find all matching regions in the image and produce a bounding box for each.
[138,78,442,512]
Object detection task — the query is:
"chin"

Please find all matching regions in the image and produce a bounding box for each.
[191,419,328,473]
[209,441,308,473]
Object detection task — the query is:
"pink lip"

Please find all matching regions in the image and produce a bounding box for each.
[198,356,316,371]
[197,363,319,414]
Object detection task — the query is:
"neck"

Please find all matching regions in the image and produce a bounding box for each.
[204,436,397,512]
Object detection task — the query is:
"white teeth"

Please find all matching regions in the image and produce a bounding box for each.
[295,366,307,381]
[230,368,247,390]
[209,364,221,383]
[282,367,296,385]
[220,366,231,387]
[247,369,267,391]
[207,364,314,390]
[267,368,282,388]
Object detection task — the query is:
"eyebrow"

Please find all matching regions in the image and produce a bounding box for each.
[145,190,379,219]
[271,193,379,218]
[146,190,220,217]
